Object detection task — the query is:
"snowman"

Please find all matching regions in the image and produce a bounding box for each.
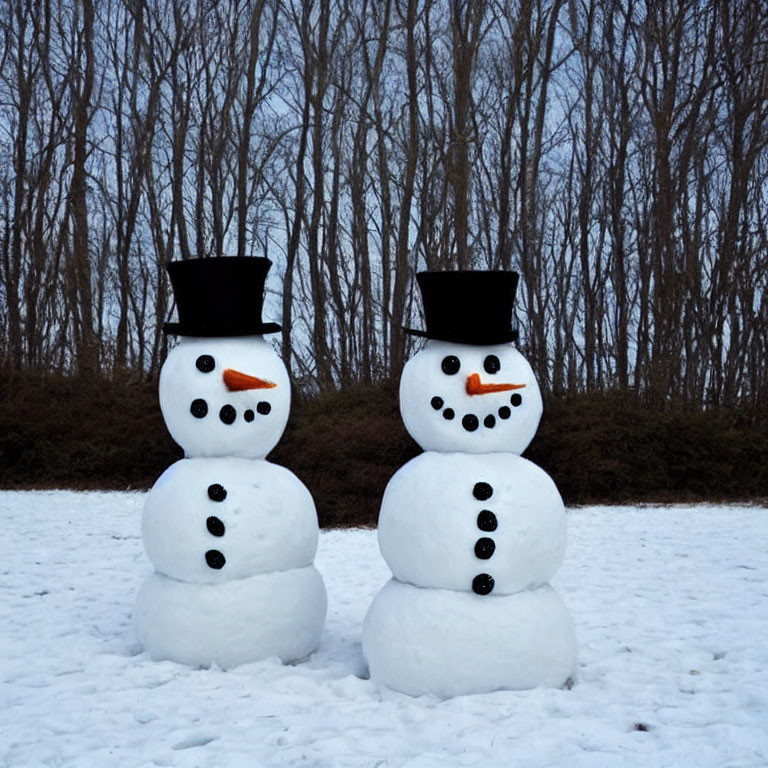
[362,271,577,697]
[134,257,326,668]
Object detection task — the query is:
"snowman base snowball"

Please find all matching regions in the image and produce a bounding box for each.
[362,579,576,697]
[135,565,327,669]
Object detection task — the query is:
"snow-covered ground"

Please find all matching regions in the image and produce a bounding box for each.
[2,491,767,768]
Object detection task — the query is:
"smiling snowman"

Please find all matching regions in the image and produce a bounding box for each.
[362,271,576,697]
[134,257,326,668]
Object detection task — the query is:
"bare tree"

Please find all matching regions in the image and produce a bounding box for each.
[0,0,766,413]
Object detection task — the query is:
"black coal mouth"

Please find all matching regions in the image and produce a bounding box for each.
[429,393,523,432]
[189,398,273,424]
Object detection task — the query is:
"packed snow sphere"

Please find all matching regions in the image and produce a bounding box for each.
[362,270,577,696]
[159,335,290,459]
[362,580,576,698]
[135,565,327,669]
[134,256,326,668]
[377,451,565,594]
[399,340,542,454]
[142,457,319,584]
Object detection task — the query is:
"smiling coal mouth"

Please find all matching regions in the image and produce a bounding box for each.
[430,393,523,432]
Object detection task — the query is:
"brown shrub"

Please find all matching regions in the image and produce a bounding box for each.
[1,374,765,524]
[0,372,181,489]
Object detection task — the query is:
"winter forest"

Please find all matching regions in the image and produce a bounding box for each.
[1,0,767,407]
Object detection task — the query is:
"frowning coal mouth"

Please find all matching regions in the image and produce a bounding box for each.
[430,393,523,432]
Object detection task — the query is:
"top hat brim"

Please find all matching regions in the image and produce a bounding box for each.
[403,326,519,345]
[163,321,282,337]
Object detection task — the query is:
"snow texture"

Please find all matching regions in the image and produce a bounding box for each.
[377,452,565,594]
[2,490,768,768]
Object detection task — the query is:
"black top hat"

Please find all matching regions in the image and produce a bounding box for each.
[404,270,519,345]
[163,257,281,336]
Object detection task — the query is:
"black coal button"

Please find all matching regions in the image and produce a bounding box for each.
[472,573,495,595]
[205,549,226,569]
[474,537,496,559]
[477,510,498,532]
[207,483,227,502]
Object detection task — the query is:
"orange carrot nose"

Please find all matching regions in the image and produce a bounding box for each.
[223,368,277,391]
[466,373,526,396]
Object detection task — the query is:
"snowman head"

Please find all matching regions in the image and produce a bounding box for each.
[400,270,541,454]
[160,257,287,459]
[159,335,290,459]
[399,340,542,454]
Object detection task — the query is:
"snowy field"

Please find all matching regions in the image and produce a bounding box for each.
[2,491,767,768]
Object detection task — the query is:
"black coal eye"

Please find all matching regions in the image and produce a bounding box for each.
[196,355,215,373]
[441,355,460,375]
[483,355,500,374]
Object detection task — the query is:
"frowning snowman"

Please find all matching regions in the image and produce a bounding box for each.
[362,271,577,697]
[134,257,326,668]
